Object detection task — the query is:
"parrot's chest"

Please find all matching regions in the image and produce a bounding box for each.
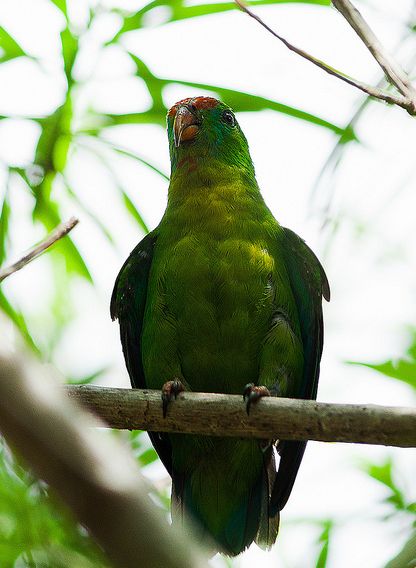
[166,235,275,317]
[143,228,280,393]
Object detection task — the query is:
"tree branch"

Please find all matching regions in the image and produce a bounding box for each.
[384,529,416,568]
[332,0,416,105]
[66,386,416,448]
[0,217,79,283]
[0,352,208,568]
[235,0,416,115]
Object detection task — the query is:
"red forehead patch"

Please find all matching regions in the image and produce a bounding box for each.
[168,96,219,117]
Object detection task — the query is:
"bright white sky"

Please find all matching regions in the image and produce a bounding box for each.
[0,1,415,567]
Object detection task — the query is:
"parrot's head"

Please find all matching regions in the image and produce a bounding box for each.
[167,96,255,179]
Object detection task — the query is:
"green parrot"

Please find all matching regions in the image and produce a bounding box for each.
[111,96,330,556]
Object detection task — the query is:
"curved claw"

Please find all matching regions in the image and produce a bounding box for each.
[162,379,185,418]
[243,383,271,415]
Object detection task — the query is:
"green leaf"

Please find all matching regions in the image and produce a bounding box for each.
[67,367,109,386]
[0,289,39,354]
[128,54,164,112]
[53,134,72,173]
[20,102,91,283]
[63,180,115,246]
[108,142,169,181]
[122,191,149,234]
[177,79,352,137]
[349,331,416,392]
[60,27,78,84]
[99,109,166,128]
[128,430,145,454]
[0,440,108,566]
[102,53,352,138]
[0,27,27,63]
[315,520,333,568]
[35,200,92,282]
[50,0,68,18]
[0,192,10,266]
[15,169,92,283]
[104,87,350,137]
[364,459,408,514]
[112,0,330,39]
[357,360,416,390]
[35,100,73,176]
[75,137,156,233]
[138,448,159,467]
[42,213,93,283]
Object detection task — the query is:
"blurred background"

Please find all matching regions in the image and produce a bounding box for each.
[0,0,415,566]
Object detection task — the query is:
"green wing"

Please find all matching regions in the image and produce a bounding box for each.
[110,230,173,475]
[270,228,330,515]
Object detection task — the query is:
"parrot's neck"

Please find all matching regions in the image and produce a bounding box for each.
[170,147,256,183]
[163,157,273,239]
[168,154,258,200]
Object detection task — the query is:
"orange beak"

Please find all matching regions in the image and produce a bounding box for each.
[173,105,200,148]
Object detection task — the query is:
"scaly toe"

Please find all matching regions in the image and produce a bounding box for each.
[161,379,185,418]
[243,383,271,415]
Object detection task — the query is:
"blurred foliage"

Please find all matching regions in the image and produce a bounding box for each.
[110,0,331,38]
[0,440,108,568]
[0,0,348,358]
[350,330,416,568]
[365,458,416,568]
[0,428,164,568]
[363,458,416,518]
[315,520,333,568]
[0,26,29,64]
[350,330,416,394]
[0,0,415,567]
[66,366,109,385]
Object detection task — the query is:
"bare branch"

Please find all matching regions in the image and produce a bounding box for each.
[0,217,79,283]
[332,0,416,105]
[235,0,416,115]
[0,352,208,568]
[385,530,416,568]
[67,386,416,448]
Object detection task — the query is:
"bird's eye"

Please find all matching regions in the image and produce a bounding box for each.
[222,110,236,127]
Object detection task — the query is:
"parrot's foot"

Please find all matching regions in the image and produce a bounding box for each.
[243,383,271,415]
[162,379,185,418]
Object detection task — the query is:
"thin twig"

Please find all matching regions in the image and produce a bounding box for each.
[235,0,416,115]
[0,217,79,283]
[67,386,416,448]
[311,10,416,225]
[332,0,416,107]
